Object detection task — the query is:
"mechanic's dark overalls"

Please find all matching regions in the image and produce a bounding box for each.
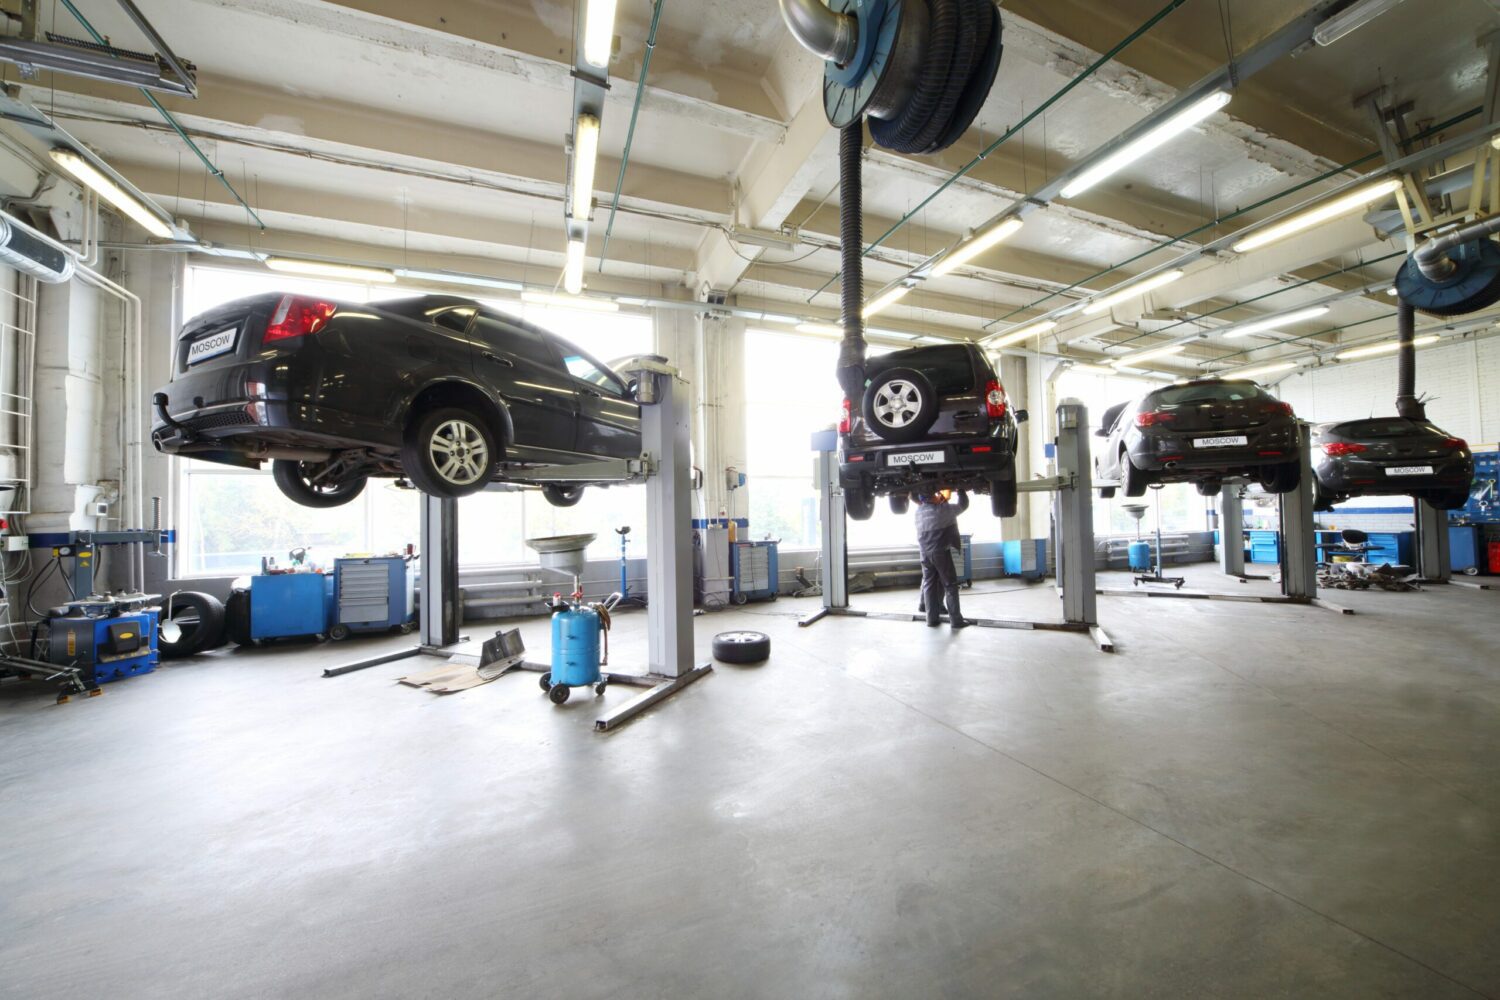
[916,491,970,629]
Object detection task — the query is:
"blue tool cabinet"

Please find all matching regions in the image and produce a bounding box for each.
[730,541,779,602]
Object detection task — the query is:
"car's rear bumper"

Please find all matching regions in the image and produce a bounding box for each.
[1128,422,1298,475]
[1315,455,1474,494]
[838,437,1015,493]
[151,359,397,460]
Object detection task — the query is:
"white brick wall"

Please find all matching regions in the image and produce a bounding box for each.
[1276,336,1498,447]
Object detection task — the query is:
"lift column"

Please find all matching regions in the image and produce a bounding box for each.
[813,429,847,615]
[420,495,460,649]
[1054,399,1099,633]
[1279,424,1319,601]
[1219,488,1246,578]
[643,369,694,677]
[1414,499,1452,584]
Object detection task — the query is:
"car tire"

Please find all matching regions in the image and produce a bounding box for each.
[1430,489,1471,511]
[272,459,367,509]
[990,478,1017,518]
[1121,454,1149,498]
[889,493,910,515]
[159,591,226,659]
[225,589,253,647]
[402,407,498,499]
[845,486,876,521]
[712,630,771,664]
[542,485,585,508]
[1262,462,1301,495]
[1195,481,1222,497]
[862,367,939,443]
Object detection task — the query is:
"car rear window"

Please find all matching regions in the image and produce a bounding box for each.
[1152,382,1267,405]
[867,345,975,393]
[1335,418,1424,438]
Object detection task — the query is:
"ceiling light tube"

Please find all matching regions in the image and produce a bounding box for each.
[863,284,912,317]
[1220,305,1330,339]
[583,0,619,67]
[394,268,522,291]
[1225,360,1298,381]
[571,114,600,222]
[930,217,1024,277]
[521,290,619,313]
[1060,91,1232,200]
[562,240,586,294]
[265,257,396,283]
[50,148,172,239]
[987,319,1057,349]
[1313,0,1406,47]
[1232,179,1403,253]
[1062,361,1116,375]
[1335,334,1438,360]
[1110,343,1186,369]
[796,322,844,337]
[1083,269,1184,316]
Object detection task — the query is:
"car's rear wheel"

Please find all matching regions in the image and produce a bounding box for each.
[1261,462,1301,495]
[888,493,910,515]
[1195,481,1222,497]
[845,486,875,520]
[990,478,1017,518]
[1121,453,1149,498]
[272,459,367,508]
[542,485,585,508]
[402,407,497,499]
[862,368,938,443]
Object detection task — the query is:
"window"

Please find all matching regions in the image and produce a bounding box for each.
[1152,382,1267,405]
[176,269,656,575]
[557,339,626,395]
[868,344,976,393]
[470,313,560,367]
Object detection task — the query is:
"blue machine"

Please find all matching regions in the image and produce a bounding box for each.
[730,540,779,603]
[248,573,334,642]
[48,609,160,684]
[1127,541,1152,573]
[538,594,621,704]
[332,556,414,639]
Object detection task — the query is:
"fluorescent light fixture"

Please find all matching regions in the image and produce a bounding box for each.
[863,284,912,317]
[1386,286,1400,296]
[1083,269,1184,316]
[930,218,1023,277]
[1063,361,1116,375]
[265,257,396,283]
[1111,343,1186,369]
[1313,0,1405,47]
[1492,135,1500,151]
[759,312,801,325]
[987,319,1058,349]
[867,327,918,340]
[1225,360,1298,381]
[50,147,172,239]
[394,268,522,291]
[1060,91,1232,200]
[916,335,950,344]
[521,290,619,313]
[1232,179,1402,253]
[1335,334,1438,360]
[571,114,600,222]
[583,0,619,66]
[796,322,844,337]
[563,239,586,294]
[1220,305,1330,339]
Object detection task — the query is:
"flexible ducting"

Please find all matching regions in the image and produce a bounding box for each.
[837,122,866,401]
[1414,214,1500,280]
[779,0,858,64]
[1394,300,1424,420]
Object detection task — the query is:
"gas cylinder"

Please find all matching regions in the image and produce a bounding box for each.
[550,605,602,688]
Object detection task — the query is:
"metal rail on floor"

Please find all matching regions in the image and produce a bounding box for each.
[324,364,711,731]
[799,400,1114,653]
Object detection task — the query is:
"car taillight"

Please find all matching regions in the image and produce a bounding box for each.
[1442,437,1467,450]
[1135,410,1177,427]
[838,397,851,435]
[984,378,1007,419]
[1321,442,1367,456]
[264,295,337,343]
[1260,401,1294,417]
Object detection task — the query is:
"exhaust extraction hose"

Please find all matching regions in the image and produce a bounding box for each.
[1394,299,1424,421]
[837,121,867,402]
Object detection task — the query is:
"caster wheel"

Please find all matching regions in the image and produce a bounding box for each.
[329,624,351,641]
[594,681,608,696]
[549,683,571,705]
[732,592,748,606]
[539,672,552,692]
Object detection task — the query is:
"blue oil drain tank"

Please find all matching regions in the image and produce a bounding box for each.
[1128,541,1153,572]
[550,606,603,688]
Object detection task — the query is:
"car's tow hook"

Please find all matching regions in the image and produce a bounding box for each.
[153,392,197,443]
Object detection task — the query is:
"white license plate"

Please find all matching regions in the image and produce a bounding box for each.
[1193,435,1248,448]
[889,449,945,466]
[186,326,238,364]
[1385,465,1434,476]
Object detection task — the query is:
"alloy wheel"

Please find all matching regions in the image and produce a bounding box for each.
[873,380,923,429]
[429,419,490,486]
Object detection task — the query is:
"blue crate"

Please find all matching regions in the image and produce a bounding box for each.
[250,573,333,640]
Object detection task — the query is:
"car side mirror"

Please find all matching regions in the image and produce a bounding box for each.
[1094,428,1110,437]
[1015,409,1029,424]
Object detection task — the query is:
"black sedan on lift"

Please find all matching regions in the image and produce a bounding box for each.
[152,293,642,507]
[1312,417,1474,510]
[1095,378,1301,498]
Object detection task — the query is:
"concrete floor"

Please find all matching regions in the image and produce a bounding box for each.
[2,566,1498,999]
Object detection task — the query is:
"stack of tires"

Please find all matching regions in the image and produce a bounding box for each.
[157,591,228,659]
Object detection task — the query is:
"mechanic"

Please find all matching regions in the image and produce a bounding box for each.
[915,489,971,630]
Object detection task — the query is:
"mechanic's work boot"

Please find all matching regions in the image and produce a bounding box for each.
[950,617,972,630]
[945,587,969,629]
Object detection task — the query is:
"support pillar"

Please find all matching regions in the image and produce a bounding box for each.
[644,371,693,678]
[1219,488,1246,578]
[1279,424,1319,601]
[419,495,460,648]
[1414,499,1451,583]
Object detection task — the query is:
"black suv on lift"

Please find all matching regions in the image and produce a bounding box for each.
[838,343,1023,519]
[151,293,642,507]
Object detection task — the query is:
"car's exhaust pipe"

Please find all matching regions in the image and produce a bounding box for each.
[242,444,335,463]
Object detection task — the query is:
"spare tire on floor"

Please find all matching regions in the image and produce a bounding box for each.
[712,630,771,665]
[159,591,227,659]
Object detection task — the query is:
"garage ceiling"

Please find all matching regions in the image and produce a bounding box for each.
[8,0,1500,374]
